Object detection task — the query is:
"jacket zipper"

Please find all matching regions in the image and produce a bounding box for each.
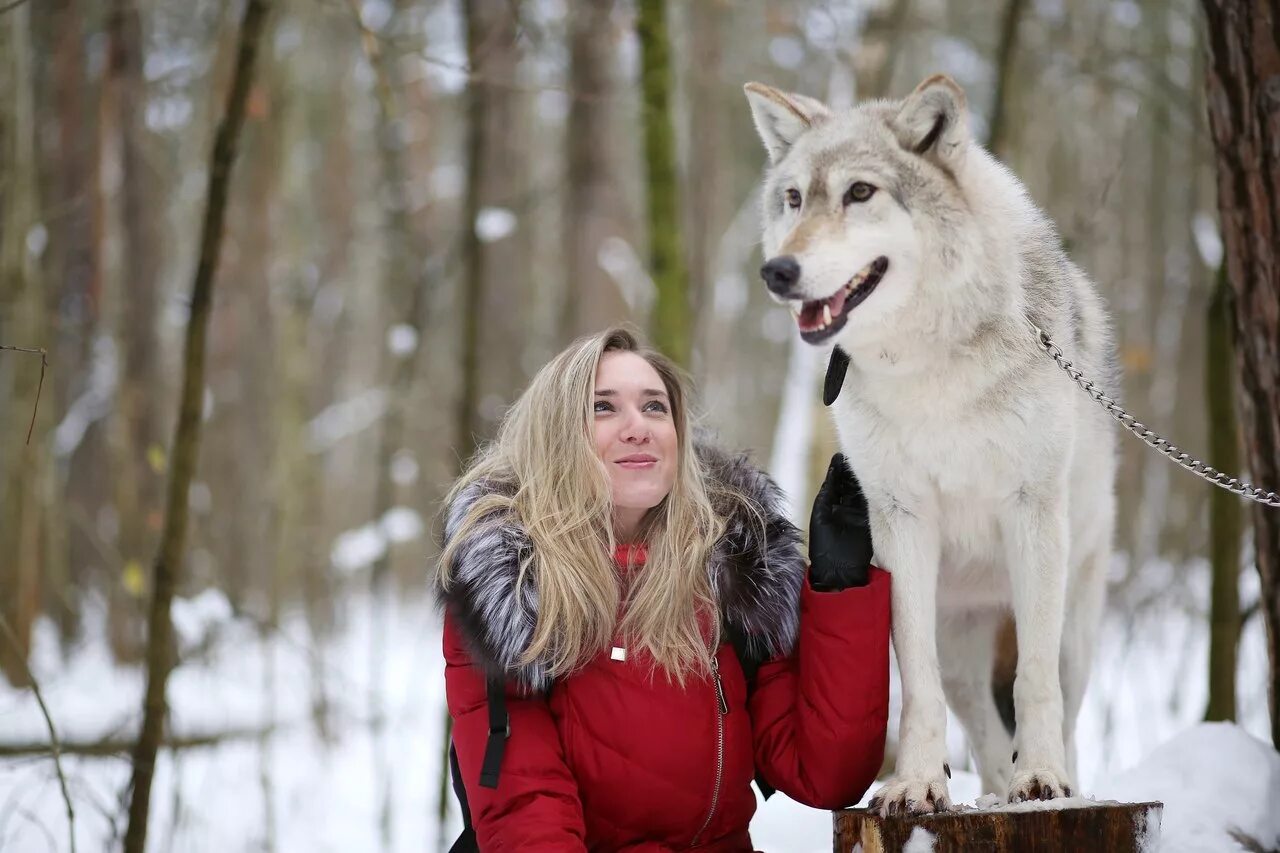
[689,655,728,848]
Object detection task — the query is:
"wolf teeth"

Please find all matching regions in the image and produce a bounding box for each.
[822,304,833,326]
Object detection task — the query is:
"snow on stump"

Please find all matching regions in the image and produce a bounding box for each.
[833,800,1163,852]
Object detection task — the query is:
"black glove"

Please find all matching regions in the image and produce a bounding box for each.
[808,453,873,591]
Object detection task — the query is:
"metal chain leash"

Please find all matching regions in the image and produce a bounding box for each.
[1033,324,1280,508]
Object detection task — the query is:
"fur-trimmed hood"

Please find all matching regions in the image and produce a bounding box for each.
[435,440,806,691]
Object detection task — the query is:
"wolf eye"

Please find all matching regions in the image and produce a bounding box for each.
[843,182,876,205]
[784,188,802,209]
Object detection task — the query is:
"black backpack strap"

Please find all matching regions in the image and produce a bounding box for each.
[479,673,510,789]
[448,741,479,852]
[727,624,778,801]
[448,675,511,850]
[449,741,471,826]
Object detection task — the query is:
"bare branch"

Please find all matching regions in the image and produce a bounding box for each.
[0,344,48,444]
[0,614,75,853]
[123,0,272,849]
[0,725,279,758]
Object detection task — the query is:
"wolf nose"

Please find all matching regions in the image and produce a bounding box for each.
[761,255,801,296]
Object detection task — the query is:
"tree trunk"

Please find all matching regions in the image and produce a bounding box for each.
[1200,0,1280,749]
[986,0,1027,157]
[457,0,527,467]
[0,0,49,689]
[561,0,629,342]
[352,0,431,843]
[684,0,724,360]
[99,0,161,662]
[40,0,93,646]
[835,802,1163,852]
[122,2,271,849]
[1205,269,1243,722]
[635,0,690,366]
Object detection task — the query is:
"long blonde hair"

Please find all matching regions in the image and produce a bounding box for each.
[438,327,726,683]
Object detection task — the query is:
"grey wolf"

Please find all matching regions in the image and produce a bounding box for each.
[745,73,1117,812]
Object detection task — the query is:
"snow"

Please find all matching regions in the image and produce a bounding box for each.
[596,236,655,315]
[1094,723,1280,853]
[767,334,821,527]
[328,507,425,573]
[389,449,419,485]
[1192,212,1223,269]
[1,593,450,853]
[1,594,1275,853]
[386,323,419,358]
[474,207,516,243]
[170,588,234,650]
[903,826,937,852]
[305,388,388,452]
[53,335,118,461]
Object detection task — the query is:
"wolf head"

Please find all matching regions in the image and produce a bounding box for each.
[745,74,1003,355]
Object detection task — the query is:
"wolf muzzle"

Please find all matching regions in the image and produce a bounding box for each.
[760,255,801,297]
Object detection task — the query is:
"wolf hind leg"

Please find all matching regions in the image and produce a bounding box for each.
[1060,543,1109,783]
[939,607,1015,797]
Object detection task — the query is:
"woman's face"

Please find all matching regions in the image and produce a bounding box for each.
[592,351,679,539]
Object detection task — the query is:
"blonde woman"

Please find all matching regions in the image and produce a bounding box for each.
[437,327,890,851]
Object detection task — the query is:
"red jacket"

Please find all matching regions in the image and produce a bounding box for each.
[439,444,891,851]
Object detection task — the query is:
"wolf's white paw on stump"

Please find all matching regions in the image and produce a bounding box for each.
[834,800,1163,852]
[867,775,952,816]
[1008,768,1072,802]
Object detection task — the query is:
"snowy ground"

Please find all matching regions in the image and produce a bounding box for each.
[1,575,1275,853]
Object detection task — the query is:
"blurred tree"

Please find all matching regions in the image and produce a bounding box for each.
[561,0,629,343]
[0,0,52,689]
[1200,0,1280,748]
[107,0,164,660]
[685,0,726,361]
[350,0,431,844]
[1205,269,1243,723]
[123,0,272,849]
[636,0,690,367]
[986,0,1027,156]
[457,0,529,467]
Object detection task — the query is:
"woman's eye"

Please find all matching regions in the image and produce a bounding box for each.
[843,181,876,205]
[644,400,669,414]
[784,188,802,209]
[593,400,613,414]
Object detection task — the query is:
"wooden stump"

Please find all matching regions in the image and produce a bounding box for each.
[833,801,1162,852]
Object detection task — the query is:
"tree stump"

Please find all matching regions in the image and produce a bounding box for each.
[833,801,1162,852]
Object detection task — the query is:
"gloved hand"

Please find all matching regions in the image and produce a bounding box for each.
[808,453,874,591]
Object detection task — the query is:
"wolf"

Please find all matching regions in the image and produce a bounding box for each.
[743,74,1118,814]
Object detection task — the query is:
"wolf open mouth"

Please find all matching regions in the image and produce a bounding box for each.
[792,256,889,344]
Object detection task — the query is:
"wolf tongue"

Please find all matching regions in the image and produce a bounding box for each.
[799,301,823,330]
[827,287,848,317]
[798,289,848,331]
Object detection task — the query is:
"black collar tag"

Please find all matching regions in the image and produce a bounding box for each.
[823,346,850,406]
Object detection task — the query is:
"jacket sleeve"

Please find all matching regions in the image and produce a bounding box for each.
[443,615,588,851]
[748,567,891,809]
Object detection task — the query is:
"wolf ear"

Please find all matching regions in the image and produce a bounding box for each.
[744,82,830,164]
[892,74,969,171]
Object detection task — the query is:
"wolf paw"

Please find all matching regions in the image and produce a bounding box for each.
[868,774,952,816]
[1007,769,1073,802]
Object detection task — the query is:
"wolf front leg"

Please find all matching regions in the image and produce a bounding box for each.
[1001,486,1073,801]
[866,498,951,816]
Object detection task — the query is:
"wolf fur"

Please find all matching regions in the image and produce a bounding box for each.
[744,74,1117,812]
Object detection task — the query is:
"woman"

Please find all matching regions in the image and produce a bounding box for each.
[436,327,890,851]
